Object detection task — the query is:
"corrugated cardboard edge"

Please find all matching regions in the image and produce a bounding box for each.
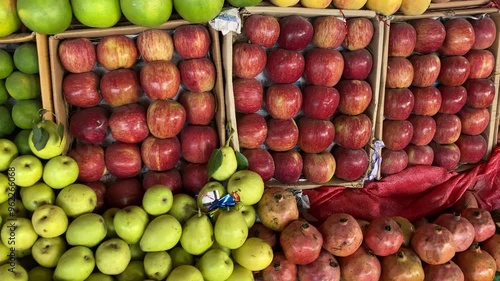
[49,20,225,155]
[428,0,491,10]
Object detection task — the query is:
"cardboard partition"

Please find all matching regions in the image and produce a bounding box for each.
[428,0,492,10]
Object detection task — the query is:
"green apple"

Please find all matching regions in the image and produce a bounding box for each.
[8,155,43,187]
[227,0,262,7]
[167,193,197,225]
[227,170,264,206]
[31,204,68,238]
[15,248,32,259]
[42,155,79,189]
[54,246,95,281]
[0,106,15,139]
[31,236,67,268]
[20,182,55,212]
[142,184,174,215]
[129,242,145,261]
[214,208,248,249]
[1,217,38,251]
[11,99,42,129]
[144,251,172,280]
[0,173,10,205]
[114,206,149,244]
[166,265,203,281]
[28,266,54,281]
[28,119,67,160]
[140,214,182,252]
[209,146,237,181]
[237,202,257,228]
[0,138,18,171]
[14,129,33,156]
[0,199,27,221]
[0,242,9,265]
[85,272,114,281]
[225,264,254,281]
[197,248,234,281]
[95,238,131,275]
[232,237,273,271]
[169,246,194,268]
[0,263,28,280]
[102,207,119,238]
[116,260,146,281]
[196,181,227,212]
[66,213,107,247]
[55,183,97,217]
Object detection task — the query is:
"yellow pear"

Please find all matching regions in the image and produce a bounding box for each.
[210,146,237,181]
[269,0,300,7]
[399,0,431,16]
[366,0,402,16]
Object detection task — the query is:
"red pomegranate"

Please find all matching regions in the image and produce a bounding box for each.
[451,191,478,213]
[357,219,370,235]
[297,249,340,281]
[364,217,404,256]
[380,248,425,281]
[433,212,475,252]
[338,245,381,281]
[262,252,297,281]
[411,223,456,265]
[257,187,299,232]
[481,234,499,269]
[461,208,496,242]
[318,213,363,257]
[280,220,323,265]
[424,261,464,281]
[392,216,416,247]
[249,223,277,249]
[413,217,429,229]
[454,242,497,281]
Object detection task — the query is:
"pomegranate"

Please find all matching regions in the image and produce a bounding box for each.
[454,242,497,281]
[392,216,416,247]
[380,248,424,281]
[364,217,404,256]
[280,220,323,265]
[461,208,496,242]
[411,223,456,265]
[262,252,297,281]
[451,191,478,213]
[433,212,475,252]
[357,219,370,235]
[297,249,340,281]
[481,234,499,269]
[424,261,464,281]
[257,187,299,232]
[338,245,381,281]
[413,217,429,229]
[249,223,277,249]
[318,213,363,257]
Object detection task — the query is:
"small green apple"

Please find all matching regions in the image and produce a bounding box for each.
[42,155,79,189]
[142,184,174,216]
[15,248,31,259]
[140,214,182,252]
[225,264,254,281]
[114,206,149,244]
[85,272,114,281]
[28,266,54,281]
[102,207,119,238]
[180,213,214,255]
[227,170,265,206]
[116,260,146,281]
[0,138,18,171]
[0,199,27,222]
[1,217,38,251]
[0,242,9,265]
[214,208,248,250]
[169,246,194,268]
[53,246,95,281]
[197,248,234,281]
[144,251,172,280]
[166,265,204,281]
[167,193,197,225]
[20,182,55,212]
[196,181,227,212]
[95,238,131,275]
[66,213,107,247]
[31,236,67,268]
[8,155,43,187]
[129,242,145,261]
[237,202,257,228]
[13,129,32,156]
[232,237,273,271]
[0,263,28,280]
[55,183,97,217]
[0,173,10,205]
[31,204,68,238]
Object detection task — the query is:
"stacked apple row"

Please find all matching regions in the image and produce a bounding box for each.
[230,13,379,186]
[380,14,498,177]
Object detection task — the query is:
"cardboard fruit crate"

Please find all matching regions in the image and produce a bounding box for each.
[376,7,500,179]
[223,6,384,189]
[428,0,492,10]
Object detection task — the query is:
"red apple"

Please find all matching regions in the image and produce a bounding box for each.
[272,150,303,184]
[243,15,280,48]
[386,57,414,89]
[173,24,211,59]
[265,118,299,152]
[430,142,461,171]
[140,60,180,100]
[410,18,446,54]
[312,15,347,49]
[382,120,414,150]
[410,53,441,87]
[278,15,313,51]
[384,88,414,120]
[178,91,216,125]
[136,29,174,62]
[439,18,475,56]
[297,116,335,154]
[236,113,267,149]
[301,85,339,120]
[181,163,208,195]
[469,17,497,50]
[334,114,372,150]
[455,134,487,164]
[464,78,495,108]
[438,55,471,86]
[109,103,148,144]
[67,143,106,182]
[343,17,374,51]
[405,144,434,167]
[232,78,263,114]
[265,83,302,119]
[331,146,368,181]
[341,48,373,81]
[266,48,305,84]
[180,125,219,164]
[438,85,467,114]
[86,181,106,213]
[62,72,101,107]
[457,106,490,136]
[336,79,373,115]
[381,149,408,176]
[242,148,275,181]
[147,99,186,139]
[302,151,336,184]
[388,22,416,57]
[179,57,216,93]
[232,42,267,79]
[141,135,181,171]
[106,178,143,209]
[465,49,495,79]
[69,106,109,144]
[432,113,462,144]
[304,48,344,87]
[58,38,96,73]
[411,86,442,116]
[407,114,436,146]
[96,35,137,71]
[142,169,182,194]
[105,142,142,179]
[100,68,141,107]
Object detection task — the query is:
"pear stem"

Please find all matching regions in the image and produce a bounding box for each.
[224,121,235,147]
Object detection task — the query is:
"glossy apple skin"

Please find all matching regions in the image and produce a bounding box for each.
[278,15,313,51]
[334,114,372,150]
[297,116,335,154]
[331,146,368,181]
[67,143,106,183]
[384,88,414,120]
[301,85,339,120]
[181,163,208,195]
[439,18,475,56]
[272,150,303,184]
[343,17,374,51]
[178,91,216,125]
[180,125,219,164]
[386,57,414,89]
[236,113,268,149]
[410,18,446,54]
[242,148,275,182]
[304,48,344,87]
[96,35,137,71]
[430,142,461,171]
[86,181,106,213]
[438,85,467,114]
[136,29,174,62]
[405,144,434,167]
[457,106,490,136]
[438,56,471,87]
[382,120,414,150]
[109,103,149,144]
[266,48,305,84]
[266,118,299,152]
[265,83,302,120]
[100,68,141,107]
[141,135,181,171]
[140,60,180,100]
[173,24,211,59]
[106,177,143,209]
[464,78,496,109]
[232,78,263,114]
[410,53,441,87]
[62,72,101,107]
[312,15,347,49]
[342,48,373,81]
[469,17,497,50]
[244,15,280,48]
[105,142,142,179]
[465,49,496,79]
[179,57,216,93]
[411,86,442,116]
[58,38,96,73]
[432,113,462,144]
[336,80,372,116]
[407,114,436,146]
[147,99,186,139]
[381,149,408,176]
[232,43,267,79]
[302,151,336,184]
[69,106,109,144]
[142,169,182,194]
[455,134,487,164]
[388,22,416,57]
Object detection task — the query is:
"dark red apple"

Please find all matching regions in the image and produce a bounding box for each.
[272,149,303,184]
[141,136,181,171]
[58,38,96,73]
[173,24,211,59]
[265,118,299,152]
[236,113,267,149]
[312,15,347,49]
[232,42,267,79]
[382,120,414,150]
[405,144,434,167]
[109,103,148,144]
[469,17,497,50]
[86,181,106,213]
[438,85,468,114]
[430,141,461,171]
[100,68,141,107]
[302,151,336,184]
[142,169,182,194]
[407,114,436,146]
[410,53,441,87]
[265,48,305,84]
[341,48,373,81]
[136,29,174,62]
[178,91,216,125]
[411,86,442,116]
[297,116,335,154]
[140,60,180,100]
[62,71,101,107]
[304,48,344,87]
[106,178,143,209]
[465,49,495,79]
[464,78,495,108]
[301,85,339,120]
[181,163,208,195]
[386,57,414,89]
[457,106,490,136]
[438,55,471,87]
[265,83,302,119]
[96,35,137,71]
[67,143,106,182]
[278,15,313,51]
[333,114,372,150]
[388,22,417,57]
[381,149,408,176]
[455,134,487,164]
[432,113,462,144]
[69,106,109,144]
[179,57,216,93]
[242,148,275,181]
[343,17,374,51]
[180,125,218,164]
[147,99,186,139]
[384,88,414,120]
[439,18,475,56]
[336,79,372,115]
[244,15,280,48]
[104,142,142,179]
[331,146,369,182]
[410,18,446,54]
[232,78,263,114]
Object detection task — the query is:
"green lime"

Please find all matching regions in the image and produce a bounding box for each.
[71,0,122,28]
[0,80,7,105]
[14,129,33,155]
[0,105,15,137]
[5,71,41,100]
[13,43,39,74]
[120,0,172,27]
[11,99,42,129]
[0,0,21,37]
[0,49,14,79]
[17,0,72,35]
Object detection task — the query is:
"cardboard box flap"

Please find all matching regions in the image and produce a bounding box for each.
[0,32,35,44]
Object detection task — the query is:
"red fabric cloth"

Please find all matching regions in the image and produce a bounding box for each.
[304,146,500,223]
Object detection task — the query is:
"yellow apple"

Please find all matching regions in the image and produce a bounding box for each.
[366,0,402,15]
[399,0,431,16]
[0,173,11,205]
[31,204,68,238]
[0,217,38,251]
[32,236,67,268]
[20,182,55,212]
[300,0,332,8]
[269,0,300,7]
[332,0,367,9]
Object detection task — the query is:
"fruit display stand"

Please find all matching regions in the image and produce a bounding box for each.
[223,6,384,189]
